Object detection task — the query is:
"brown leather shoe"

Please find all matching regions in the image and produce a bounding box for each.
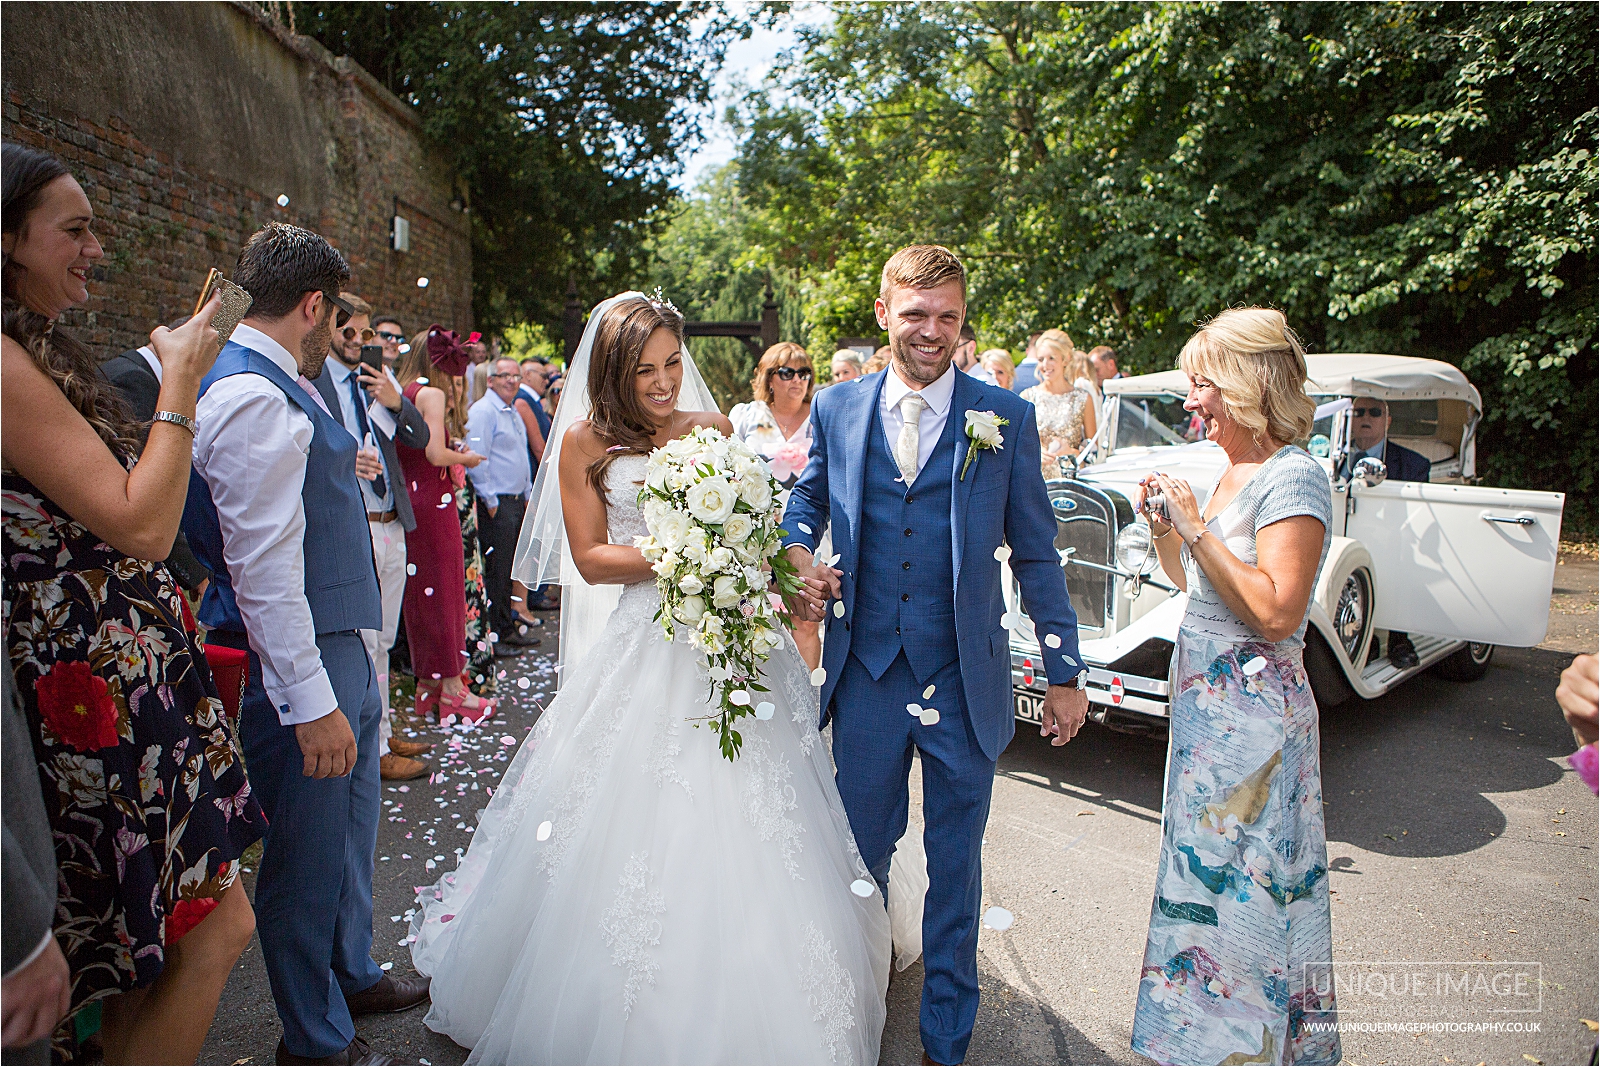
[276,1035,392,1065]
[344,972,431,1016]
[378,753,428,781]
[386,738,433,758]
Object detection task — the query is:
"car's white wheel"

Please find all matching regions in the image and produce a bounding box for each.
[1433,642,1494,682]
[1333,568,1373,662]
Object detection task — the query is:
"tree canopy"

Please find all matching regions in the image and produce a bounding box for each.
[735,1,1596,527]
[293,1,763,332]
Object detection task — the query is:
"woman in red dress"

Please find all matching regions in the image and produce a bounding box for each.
[395,329,495,723]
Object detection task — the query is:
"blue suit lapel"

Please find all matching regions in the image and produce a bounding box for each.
[837,373,889,583]
[948,371,981,594]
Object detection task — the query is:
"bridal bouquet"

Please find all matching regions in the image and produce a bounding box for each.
[635,427,804,760]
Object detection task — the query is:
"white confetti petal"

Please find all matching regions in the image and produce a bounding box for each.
[923,684,936,700]
[754,701,775,721]
[536,820,552,842]
[380,960,395,971]
[920,708,941,726]
[276,193,290,206]
[832,601,845,617]
[797,522,812,535]
[425,859,436,870]
[407,563,417,575]
[1242,656,1268,676]
[906,703,922,716]
[1044,633,1062,648]
[1061,654,1077,668]
[729,689,751,706]
[441,493,452,504]
[1000,612,1017,628]
[518,678,531,689]
[810,667,826,686]
[849,878,875,898]
[424,587,434,596]
[983,906,1014,931]
[993,545,1012,562]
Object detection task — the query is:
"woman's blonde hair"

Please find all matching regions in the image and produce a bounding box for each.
[1178,307,1315,445]
[751,341,812,404]
[1034,328,1092,388]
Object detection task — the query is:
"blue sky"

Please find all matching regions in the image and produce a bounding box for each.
[675,2,831,191]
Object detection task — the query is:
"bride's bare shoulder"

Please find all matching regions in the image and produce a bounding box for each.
[678,410,734,437]
[563,419,605,457]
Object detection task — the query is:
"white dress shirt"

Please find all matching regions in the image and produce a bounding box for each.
[192,323,337,727]
[137,345,163,384]
[880,361,957,482]
[323,357,397,513]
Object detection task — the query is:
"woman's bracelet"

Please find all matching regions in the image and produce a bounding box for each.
[1189,528,1208,548]
[1153,524,1176,541]
[151,410,196,435]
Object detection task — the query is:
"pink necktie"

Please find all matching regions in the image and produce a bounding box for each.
[296,375,334,417]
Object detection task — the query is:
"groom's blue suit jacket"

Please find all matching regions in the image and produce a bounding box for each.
[782,368,1084,760]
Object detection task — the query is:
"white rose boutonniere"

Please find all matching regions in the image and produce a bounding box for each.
[961,409,1010,481]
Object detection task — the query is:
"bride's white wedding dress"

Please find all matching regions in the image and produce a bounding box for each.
[410,455,892,1064]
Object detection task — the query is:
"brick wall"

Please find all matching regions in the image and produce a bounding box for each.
[0,1,472,357]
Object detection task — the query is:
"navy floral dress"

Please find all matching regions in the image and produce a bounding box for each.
[2,469,264,1017]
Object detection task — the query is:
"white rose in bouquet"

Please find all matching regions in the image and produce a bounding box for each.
[712,574,742,609]
[667,468,692,491]
[678,573,705,596]
[646,459,669,491]
[721,512,754,545]
[655,509,692,552]
[706,545,735,573]
[686,476,738,524]
[743,565,764,589]
[737,473,773,511]
[682,531,708,564]
[674,594,707,626]
[664,436,700,458]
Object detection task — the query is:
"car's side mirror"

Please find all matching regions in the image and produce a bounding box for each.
[1353,456,1387,487]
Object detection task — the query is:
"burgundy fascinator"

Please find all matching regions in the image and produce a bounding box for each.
[426,325,473,377]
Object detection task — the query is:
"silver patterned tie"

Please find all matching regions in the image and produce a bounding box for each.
[896,393,926,484]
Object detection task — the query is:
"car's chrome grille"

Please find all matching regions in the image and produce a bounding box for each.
[1048,484,1112,630]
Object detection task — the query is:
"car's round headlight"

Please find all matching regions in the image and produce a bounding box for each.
[1115,522,1156,574]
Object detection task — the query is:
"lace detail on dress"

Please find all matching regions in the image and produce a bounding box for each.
[604,454,651,546]
[799,921,860,1064]
[600,852,666,1019]
[778,649,821,757]
[646,699,693,799]
[537,658,631,879]
[739,734,804,877]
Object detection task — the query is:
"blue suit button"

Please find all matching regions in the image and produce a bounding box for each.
[902,561,911,570]
[901,593,910,602]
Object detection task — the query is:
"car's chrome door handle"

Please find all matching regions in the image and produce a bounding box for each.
[1481,512,1536,527]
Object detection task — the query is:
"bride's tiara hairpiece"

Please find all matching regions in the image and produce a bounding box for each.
[647,286,679,315]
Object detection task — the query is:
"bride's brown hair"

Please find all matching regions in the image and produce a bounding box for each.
[585,294,686,494]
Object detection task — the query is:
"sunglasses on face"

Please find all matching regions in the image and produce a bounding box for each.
[1351,406,1387,418]
[321,290,355,325]
[488,371,519,380]
[341,326,376,344]
[376,330,404,343]
[772,366,813,382]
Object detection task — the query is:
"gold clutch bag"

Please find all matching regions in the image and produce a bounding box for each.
[193,268,253,353]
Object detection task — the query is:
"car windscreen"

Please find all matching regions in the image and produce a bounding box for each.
[1114,394,1200,450]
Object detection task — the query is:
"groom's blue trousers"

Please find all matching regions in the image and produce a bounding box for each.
[228,630,385,1059]
[832,650,996,1066]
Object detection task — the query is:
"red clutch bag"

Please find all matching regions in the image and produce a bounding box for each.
[204,645,249,720]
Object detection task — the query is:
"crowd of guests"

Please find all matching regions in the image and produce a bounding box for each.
[0,142,555,1064]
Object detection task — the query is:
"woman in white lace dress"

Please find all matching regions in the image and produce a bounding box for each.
[410,294,891,1065]
[1019,329,1098,478]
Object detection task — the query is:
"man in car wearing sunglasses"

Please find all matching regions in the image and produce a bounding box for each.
[1348,395,1430,668]
[313,292,435,779]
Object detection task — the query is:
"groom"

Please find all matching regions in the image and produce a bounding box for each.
[783,245,1089,1065]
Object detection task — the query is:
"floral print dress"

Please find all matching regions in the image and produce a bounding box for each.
[2,470,264,1016]
[455,474,497,695]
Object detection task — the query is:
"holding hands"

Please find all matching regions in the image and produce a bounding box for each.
[781,545,839,622]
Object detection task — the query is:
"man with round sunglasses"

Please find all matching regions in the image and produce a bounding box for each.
[314,292,435,779]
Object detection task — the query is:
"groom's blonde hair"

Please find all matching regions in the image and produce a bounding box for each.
[880,245,966,302]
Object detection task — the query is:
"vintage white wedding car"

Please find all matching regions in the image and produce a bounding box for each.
[1005,354,1566,734]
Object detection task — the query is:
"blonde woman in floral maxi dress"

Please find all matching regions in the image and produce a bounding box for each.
[1131,308,1340,1066]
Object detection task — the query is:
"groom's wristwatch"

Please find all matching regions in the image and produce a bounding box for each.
[1072,669,1089,691]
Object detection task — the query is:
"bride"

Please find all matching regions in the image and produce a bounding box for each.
[408,292,893,1064]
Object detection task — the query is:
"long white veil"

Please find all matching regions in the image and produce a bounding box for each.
[512,292,721,686]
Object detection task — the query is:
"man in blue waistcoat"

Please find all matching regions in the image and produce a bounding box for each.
[184,224,425,1066]
[782,245,1090,1066]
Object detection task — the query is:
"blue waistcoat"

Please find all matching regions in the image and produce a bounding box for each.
[183,342,382,636]
[851,401,961,682]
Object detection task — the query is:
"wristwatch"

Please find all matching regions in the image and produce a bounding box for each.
[1072,669,1089,691]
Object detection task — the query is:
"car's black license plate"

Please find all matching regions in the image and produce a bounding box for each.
[1013,687,1044,724]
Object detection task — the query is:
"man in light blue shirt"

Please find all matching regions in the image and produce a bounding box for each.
[466,359,537,655]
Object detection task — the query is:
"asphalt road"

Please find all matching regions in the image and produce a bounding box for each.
[203,556,1597,1066]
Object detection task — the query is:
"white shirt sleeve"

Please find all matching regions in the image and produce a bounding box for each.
[193,377,338,726]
